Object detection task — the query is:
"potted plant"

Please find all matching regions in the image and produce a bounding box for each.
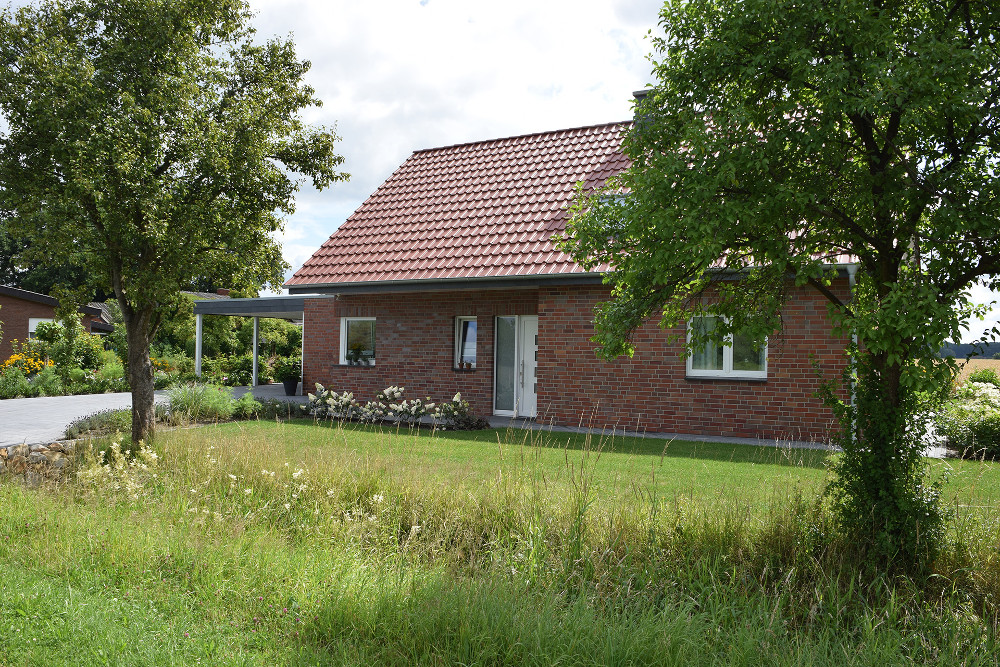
[272,356,301,396]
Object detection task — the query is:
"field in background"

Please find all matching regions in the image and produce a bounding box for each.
[2,422,997,665]
[957,358,1000,383]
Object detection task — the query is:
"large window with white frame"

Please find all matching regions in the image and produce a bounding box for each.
[454,316,477,369]
[340,317,376,365]
[686,315,767,379]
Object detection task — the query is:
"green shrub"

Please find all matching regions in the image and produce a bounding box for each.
[0,365,34,399]
[167,382,235,421]
[31,366,64,396]
[272,355,301,382]
[935,380,1000,459]
[232,391,263,419]
[968,367,1000,386]
[65,409,132,439]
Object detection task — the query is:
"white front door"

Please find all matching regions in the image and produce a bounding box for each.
[493,315,538,418]
[518,316,538,418]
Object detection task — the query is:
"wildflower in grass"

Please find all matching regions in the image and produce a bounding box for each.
[293,468,304,479]
[372,494,384,504]
[244,488,253,495]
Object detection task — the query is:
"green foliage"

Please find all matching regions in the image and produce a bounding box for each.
[3,424,998,664]
[0,0,347,442]
[968,368,1000,387]
[271,356,301,382]
[232,391,263,420]
[167,383,235,422]
[30,365,64,397]
[561,0,1000,570]
[65,409,133,439]
[936,381,1000,460]
[0,364,31,399]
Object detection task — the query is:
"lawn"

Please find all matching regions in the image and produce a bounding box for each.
[2,420,998,665]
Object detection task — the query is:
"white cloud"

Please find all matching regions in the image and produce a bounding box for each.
[249,0,661,284]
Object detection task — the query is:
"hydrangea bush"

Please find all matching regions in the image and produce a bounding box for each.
[934,380,1000,459]
[307,385,487,430]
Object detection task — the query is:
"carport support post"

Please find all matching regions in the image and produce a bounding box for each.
[195,313,203,377]
[252,316,259,387]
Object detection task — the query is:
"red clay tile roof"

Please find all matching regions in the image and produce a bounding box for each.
[286,121,630,287]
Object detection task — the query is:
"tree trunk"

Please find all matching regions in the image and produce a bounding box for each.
[122,303,157,445]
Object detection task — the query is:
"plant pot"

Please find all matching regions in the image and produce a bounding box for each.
[282,378,299,396]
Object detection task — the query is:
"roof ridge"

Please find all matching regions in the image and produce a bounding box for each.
[410,120,631,156]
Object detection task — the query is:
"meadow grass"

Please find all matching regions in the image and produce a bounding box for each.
[2,420,998,665]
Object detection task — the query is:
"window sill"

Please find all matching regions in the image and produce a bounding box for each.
[685,375,767,383]
[453,367,478,372]
[340,363,376,368]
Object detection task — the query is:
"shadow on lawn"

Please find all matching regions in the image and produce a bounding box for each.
[279,417,833,471]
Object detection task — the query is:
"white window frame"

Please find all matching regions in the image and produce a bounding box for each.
[685,316,767,379]
[27,318,55,339]
[339,317,376,366]
[454,316,477,369]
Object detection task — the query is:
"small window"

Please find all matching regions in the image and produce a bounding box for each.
[455,316,477,369]
[687,316,766,379]
[340,317,375,366]
[28,318,55,339]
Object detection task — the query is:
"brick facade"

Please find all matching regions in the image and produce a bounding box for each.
[0,293,98,360]
[302,281,851,441]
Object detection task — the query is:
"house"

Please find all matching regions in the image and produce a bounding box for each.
[280,121,852,441]
[0,285,111,360]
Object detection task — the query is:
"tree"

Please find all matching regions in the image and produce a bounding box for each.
[562,0,1000,568]
[0,0,347,444]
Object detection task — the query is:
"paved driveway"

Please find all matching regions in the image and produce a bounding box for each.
[0,390,169,447]
[0,384,306,448]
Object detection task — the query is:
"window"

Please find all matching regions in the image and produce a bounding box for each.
[686,316,767,379]
[455,316,477,369]
[340,317,375,365]
[27,318,55,339]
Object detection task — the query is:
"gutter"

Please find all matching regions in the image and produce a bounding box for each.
[846,263,859,445]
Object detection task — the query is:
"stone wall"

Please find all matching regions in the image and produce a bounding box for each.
[0,442,73,485]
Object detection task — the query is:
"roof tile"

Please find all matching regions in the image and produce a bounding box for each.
[287,121,629,286]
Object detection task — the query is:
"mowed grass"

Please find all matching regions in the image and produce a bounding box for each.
[2,420,999,665]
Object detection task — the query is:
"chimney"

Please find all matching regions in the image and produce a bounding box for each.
[216,288,230,296]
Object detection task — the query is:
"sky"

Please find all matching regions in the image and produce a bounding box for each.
[247,0,661,284]
[4,0,997,341]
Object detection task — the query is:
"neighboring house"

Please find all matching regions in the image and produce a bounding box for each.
[0,285,107,360]
[284,121,852,441]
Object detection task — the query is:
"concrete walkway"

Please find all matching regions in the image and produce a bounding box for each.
[0,384,306,448]
[0,390,170,448]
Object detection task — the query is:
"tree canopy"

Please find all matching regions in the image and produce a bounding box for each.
[562,0,1000,567]
[0,0,348,442]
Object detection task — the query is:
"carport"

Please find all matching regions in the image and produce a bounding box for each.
[191,294,335,393]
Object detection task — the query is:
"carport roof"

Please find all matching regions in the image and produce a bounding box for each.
[191,294,334,319]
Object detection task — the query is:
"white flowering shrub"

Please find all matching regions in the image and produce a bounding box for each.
[308,383,359,420]
[389,397,435,425]
[432,392,490,430]
[935,381,1000,459]
[308,384,485,429]
[76,439,160,502]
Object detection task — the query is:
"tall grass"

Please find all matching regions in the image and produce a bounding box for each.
[2,421,998,665]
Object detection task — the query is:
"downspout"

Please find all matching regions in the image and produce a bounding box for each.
[846,263,859,445]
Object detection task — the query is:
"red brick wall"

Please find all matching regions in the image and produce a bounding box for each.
[0,295,58,360]
[302,281,851,441]
[0,295,98,361]
[303,290,538,414]
[536,282,851,441]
